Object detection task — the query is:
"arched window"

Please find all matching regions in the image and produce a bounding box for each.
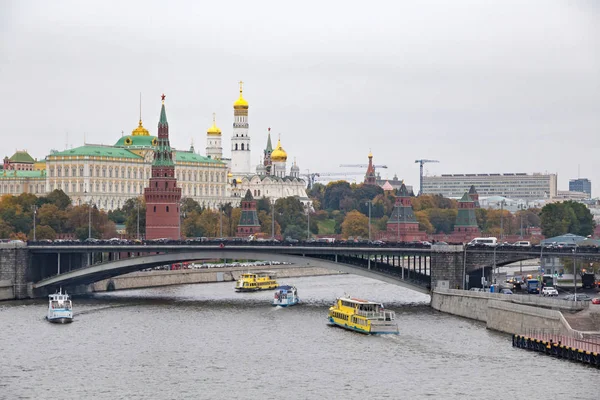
[166,206,169,212]
[241,143,244,150]
[154,206,156,212]
[235,144,238,150]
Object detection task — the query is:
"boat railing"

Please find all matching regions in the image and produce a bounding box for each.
[355,309,396,320]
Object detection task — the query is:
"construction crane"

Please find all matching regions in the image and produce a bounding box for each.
[415,159,439,196]
[339,164,388,169]
[303,171,364,189]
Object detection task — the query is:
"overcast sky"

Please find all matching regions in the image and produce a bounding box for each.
[1,1,599,195]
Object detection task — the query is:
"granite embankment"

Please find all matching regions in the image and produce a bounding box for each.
[91,265,343,292]
[431,288,600,337]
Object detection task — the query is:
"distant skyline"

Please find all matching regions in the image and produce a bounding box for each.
[1,1,599,195]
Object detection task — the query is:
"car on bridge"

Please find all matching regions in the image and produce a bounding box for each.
[541,287,558,296]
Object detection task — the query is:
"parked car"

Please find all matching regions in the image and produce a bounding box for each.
[563,294,592,301]
[541,286,559,297]
[591,298,600,305]
[500,289,513,295]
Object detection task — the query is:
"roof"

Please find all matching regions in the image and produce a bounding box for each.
[339,297,380,305]
[48,145,143,160]
[381,181,394,191]
[275,285,295,291]
[397,183,409,197]
[115,135,157,148]
[541,233,587,245]
[8,150,35,163]
[468,185,478,194]
[174,151,224,165]
[243,189,254,201]
[0,170,46,179]
[458,192,473,202]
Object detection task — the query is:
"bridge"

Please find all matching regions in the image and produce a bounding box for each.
[2,242,600,300]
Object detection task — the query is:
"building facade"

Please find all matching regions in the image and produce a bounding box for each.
[569,178,591,198]
[45,111,228,211]
[422,173,558,201]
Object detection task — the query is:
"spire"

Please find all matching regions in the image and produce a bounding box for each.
[153,94,174,167]
[159,94,168,126]
[266,127,273,152]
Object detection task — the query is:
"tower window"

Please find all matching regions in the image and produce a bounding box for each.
[241,143,244,150]
[166,206,169,212]
[154,206,156,212]
[235,144,238,150]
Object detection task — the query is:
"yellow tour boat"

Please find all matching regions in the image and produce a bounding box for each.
[328,296,398,334]
[235,272,278,292]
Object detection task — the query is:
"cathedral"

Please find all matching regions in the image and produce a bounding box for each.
[206,82,310,206]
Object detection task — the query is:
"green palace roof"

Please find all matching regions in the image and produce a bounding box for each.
[49,145,143,159]
[114,135,157,148]
[8,151,35,163]
[174,150,224,165]
[0,170,46,179]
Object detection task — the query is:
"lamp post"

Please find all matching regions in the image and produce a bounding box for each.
[136,192,141,240]
[499,200,505,241]
[220,206,223,238]
[271,199,275,240]
[32,205,37,241]
[306,203,310,240]
[573,248,577,301]
[88,200,93,239]
[365,201,372,241]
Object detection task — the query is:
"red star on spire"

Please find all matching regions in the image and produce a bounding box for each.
[161,93,166,101]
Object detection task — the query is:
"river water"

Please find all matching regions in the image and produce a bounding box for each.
[1,274,598,399]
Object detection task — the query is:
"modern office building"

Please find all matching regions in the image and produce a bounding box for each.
[422,173,557,201]
[569,178,591,198]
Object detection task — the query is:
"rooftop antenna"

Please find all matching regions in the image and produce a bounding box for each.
[65,132,68,150]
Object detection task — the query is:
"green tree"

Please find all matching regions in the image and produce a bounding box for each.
[323,181,352,210]
[540,202,594,238]
[426,208,457,234]
[43,189,72,210]
[415,210,435,234]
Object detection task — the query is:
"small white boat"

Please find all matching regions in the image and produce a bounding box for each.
[272,285,299,307]
[47,289,73,324]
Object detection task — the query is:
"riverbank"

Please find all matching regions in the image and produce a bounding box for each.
[431,288,600,338]
[90,265,344,292]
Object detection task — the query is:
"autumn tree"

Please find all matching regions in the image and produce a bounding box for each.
[341,210,369,239]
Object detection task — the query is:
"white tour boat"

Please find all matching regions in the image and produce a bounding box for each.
[272,285,299,307]
[47,289,73,324]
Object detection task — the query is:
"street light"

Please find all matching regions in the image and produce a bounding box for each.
[136,191,141,240]
[220,205,223,238]
[499,200,506,241]
[365,200,372,241]
[271,199,275,240]
[88,199,94,239]
[32,205,37,241]
[306,203,311,240]
[573,247,577,301]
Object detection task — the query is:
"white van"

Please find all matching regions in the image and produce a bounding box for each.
[514,241,531,247]
[468,237,497,247]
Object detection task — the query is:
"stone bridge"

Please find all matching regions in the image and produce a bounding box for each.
[2,242,600,300]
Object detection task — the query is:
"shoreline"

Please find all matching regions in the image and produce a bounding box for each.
[90,264,345,293]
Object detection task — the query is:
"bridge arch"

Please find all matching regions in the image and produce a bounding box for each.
[34,250,431,294]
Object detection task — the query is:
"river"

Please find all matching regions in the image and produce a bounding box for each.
[1,274,598,399]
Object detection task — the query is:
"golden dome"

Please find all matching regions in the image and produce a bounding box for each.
[227,172,233,178]
[271,139,288,162]
[233,81,249,109]
[131,120,150,136]
[207,113,221,136]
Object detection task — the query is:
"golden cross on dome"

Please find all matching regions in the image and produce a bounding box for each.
[212,112,216,124]
[239,81,243,94]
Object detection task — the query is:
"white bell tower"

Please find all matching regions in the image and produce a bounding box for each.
[231,81,251,176]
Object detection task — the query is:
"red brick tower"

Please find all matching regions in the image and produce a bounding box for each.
[364,151,377,185]
[236,190,262,237]
[144,94,182,240]
[386,183,426,242]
